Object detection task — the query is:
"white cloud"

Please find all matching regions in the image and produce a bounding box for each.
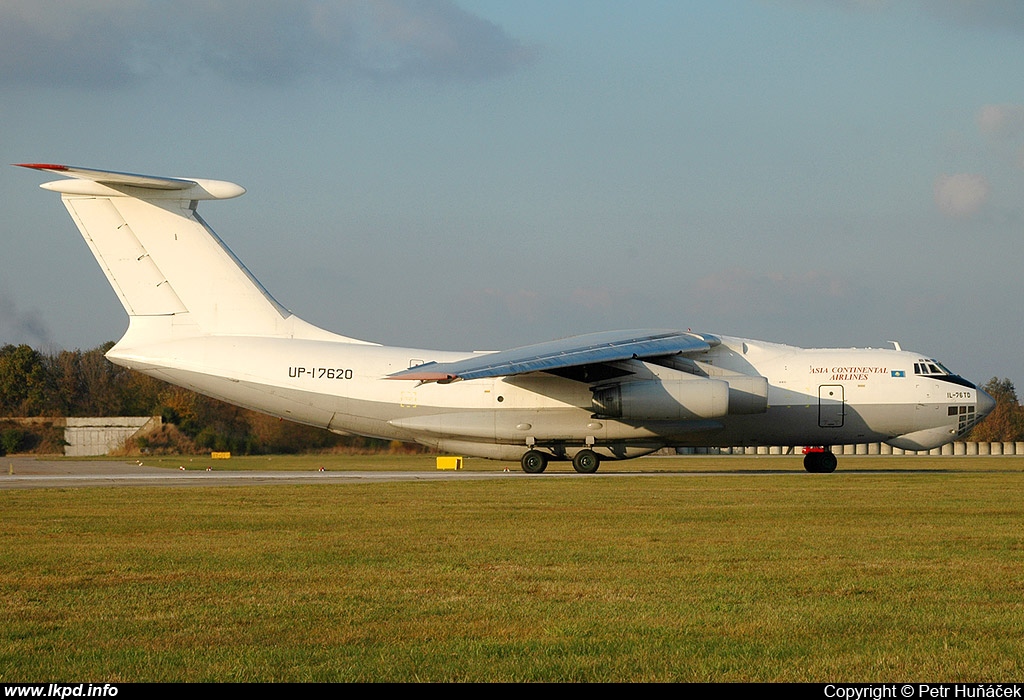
[0,0,534,87]
[933,173,990,218]
[977,104,1024,140]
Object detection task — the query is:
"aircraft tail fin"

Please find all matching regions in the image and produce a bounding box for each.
[17,164,368,346]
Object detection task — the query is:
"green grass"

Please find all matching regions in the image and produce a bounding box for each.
[3,458,1024,681]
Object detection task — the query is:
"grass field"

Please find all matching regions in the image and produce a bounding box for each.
[2,455,1023,682]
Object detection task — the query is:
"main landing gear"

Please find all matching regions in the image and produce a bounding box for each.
[802,447,838,473]
[519,449,602,474]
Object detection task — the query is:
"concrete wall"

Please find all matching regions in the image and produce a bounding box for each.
[675,442,1024,456]
[64,417,161,457]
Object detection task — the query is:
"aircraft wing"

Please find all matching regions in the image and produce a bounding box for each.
[387,329,720,382]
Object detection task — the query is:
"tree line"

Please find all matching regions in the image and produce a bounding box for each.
[0,343,409,455]
[967,377,1024,442]
[1,342,1022,454]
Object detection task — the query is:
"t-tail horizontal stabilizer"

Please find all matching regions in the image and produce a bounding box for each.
[16,163,246,199]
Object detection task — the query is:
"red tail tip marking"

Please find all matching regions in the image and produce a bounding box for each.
[14,163,69,171]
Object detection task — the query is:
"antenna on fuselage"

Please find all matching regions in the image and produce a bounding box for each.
[888,340,902,352]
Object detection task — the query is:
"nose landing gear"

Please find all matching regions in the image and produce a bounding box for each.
[802,447,837,473]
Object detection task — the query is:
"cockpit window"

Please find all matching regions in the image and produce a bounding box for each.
[915,360,950,376]
[914,359,974,389]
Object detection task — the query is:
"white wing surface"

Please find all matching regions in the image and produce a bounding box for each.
[387,329,720,382]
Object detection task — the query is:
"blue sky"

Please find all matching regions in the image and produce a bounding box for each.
[2,1,1022,389]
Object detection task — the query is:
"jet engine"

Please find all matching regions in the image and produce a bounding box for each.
[591,377,730,421]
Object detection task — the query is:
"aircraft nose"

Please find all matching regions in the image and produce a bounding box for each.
[976,385,996,419]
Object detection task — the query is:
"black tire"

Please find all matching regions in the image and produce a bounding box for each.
[803,453,818,473]
[803,451,838,473]
[521,450,548,474]
[821,451,838,473]
[572,449,600,474]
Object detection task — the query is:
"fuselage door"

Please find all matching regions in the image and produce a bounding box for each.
[818,384,845,428]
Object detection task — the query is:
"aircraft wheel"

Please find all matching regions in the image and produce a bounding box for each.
[803,453,817,473]
[803,452,821,473]
[821,451,838,473]
[521,450,548,474]
[572,449,600,474]
[803,451,837,473]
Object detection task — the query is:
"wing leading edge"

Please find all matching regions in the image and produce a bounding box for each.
[387,329,720,382]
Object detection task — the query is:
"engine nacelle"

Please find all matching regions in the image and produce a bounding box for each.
[723,375,769,415]
[592,377,730,421]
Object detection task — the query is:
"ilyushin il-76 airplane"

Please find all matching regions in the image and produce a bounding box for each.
[17,163,995,473]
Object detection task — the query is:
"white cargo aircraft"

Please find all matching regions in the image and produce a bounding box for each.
[17,164,995,473]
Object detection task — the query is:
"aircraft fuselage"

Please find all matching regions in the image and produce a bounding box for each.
[106,332,990,463]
